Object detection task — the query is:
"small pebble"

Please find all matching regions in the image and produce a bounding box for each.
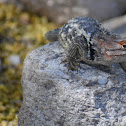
[8,55,21,66]
[97,75,108,85]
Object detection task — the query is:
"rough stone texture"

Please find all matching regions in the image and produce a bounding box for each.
[1,0,126,25]
[18,41,126,126]
[103,14,126,37]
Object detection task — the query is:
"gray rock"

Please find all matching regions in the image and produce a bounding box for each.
[18,42,126,126]
[1,0,126,25]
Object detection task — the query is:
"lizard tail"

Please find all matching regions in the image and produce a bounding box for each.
[45,28,61,42]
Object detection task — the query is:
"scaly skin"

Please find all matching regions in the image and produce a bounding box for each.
[45,17,126,72]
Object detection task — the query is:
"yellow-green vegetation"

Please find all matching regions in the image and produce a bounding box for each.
[0,3,56,125]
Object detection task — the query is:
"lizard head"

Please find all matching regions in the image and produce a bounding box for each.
[91,35,126,64]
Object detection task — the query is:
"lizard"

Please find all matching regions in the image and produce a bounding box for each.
[45,16,126,72]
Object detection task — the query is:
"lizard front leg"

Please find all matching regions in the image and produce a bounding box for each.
[65,43,80,72]
[64,39,87,72]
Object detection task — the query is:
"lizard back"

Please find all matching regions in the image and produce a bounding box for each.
[58,17,114,62]
[59,17,111,48]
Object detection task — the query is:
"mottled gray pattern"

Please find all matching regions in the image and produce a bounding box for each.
[45,17,126,71]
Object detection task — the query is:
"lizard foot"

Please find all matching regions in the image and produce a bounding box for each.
[60,59,80,73]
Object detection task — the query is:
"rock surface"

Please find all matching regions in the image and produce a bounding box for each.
[1,0,126,24]
[18,41,126,126]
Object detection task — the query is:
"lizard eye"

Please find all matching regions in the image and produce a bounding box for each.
[120,41,126,49]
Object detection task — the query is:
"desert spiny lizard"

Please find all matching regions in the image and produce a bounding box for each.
[45,16,126,72]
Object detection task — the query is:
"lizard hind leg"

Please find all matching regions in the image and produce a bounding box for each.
[60,58,80,72]
[66,58,80,72]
